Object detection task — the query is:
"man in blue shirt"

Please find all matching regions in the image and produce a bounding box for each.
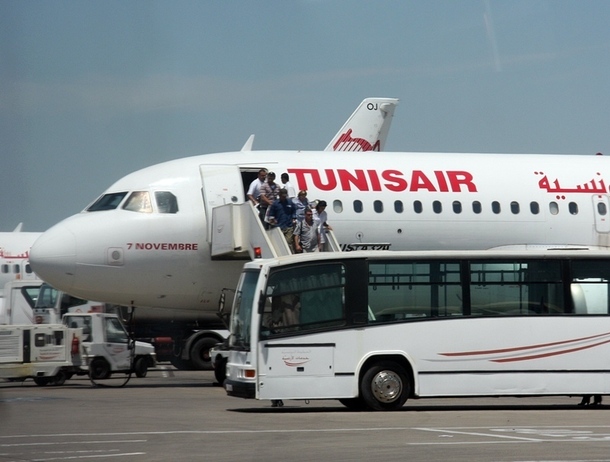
[268,188,296,251]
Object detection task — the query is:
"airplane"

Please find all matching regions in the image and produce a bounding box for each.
[30,148,610,330]
[2,96,399,292]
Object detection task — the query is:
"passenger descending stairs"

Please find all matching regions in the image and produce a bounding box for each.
[209,202,341,260]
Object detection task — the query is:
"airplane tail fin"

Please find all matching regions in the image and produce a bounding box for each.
[324,97,399,152]
[13,223,23,233]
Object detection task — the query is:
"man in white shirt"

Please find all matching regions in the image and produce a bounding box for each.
[246,169,267,206]
[280,173,296,199]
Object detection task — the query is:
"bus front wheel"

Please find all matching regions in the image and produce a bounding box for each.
[360,361,410,411]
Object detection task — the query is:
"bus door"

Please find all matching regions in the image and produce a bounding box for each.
[199,164,244,243]
[592,195,610,234]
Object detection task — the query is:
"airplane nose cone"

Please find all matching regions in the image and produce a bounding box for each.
[30,222,77,291]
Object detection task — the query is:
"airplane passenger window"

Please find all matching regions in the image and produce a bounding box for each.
[333,200,343,214]
[530,202,540,214]
[13,264,19,274]
[155,191,179,213]
[492,201,501,214]
[510,202,520,214]
[25,264,32,274]
[1,264,7,274]
[433,201,442,214]
[549,202,559,215]
[569,202,578,215]
[597,202,607,216]
[394,201,403,213]
[353,200,363,213]
[452,201,462,214]
[374,200,383,213]
[86,192,128,212]
[413,201,423,214]
[472,201,482,214]
[123,191,153,213]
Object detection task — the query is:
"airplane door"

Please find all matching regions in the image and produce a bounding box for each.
[592,195,610,233]
[200,164,244,242]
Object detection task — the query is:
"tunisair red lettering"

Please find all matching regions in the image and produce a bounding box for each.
[338,169,369,191]
[410,170,437,192]
[381,170,408,192]
[446,171,477,192]
[288,168,477,193]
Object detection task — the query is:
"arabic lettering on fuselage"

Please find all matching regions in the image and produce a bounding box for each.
[536,171,608,195]
[0,249,29,259]
[287,169,478,193]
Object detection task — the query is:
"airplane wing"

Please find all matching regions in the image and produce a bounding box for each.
[324,97,399,152]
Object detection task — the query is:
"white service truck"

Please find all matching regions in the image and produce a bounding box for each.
[0,322,83,385]
[63,312,156,379]
[0,281,156,384]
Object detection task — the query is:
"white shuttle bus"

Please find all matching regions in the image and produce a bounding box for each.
[224,249,610,410]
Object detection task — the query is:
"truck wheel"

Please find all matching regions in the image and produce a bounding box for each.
[34,377,50,386]
[134,356,148,378]
[90,358,111,380]
[190,337,217,370]
[214,356,228,384]
[51,370,68,386]
[360,361,410,411]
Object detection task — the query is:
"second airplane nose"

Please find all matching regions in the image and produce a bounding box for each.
[30,222,77,292]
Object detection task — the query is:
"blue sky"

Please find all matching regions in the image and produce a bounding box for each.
[2,0,610,231]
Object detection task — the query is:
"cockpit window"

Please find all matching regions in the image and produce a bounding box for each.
[86,192,128,211]
[122,191,153,213]
[155,191,179,213]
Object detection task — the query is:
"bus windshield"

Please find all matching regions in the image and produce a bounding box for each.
[229,269,260,349]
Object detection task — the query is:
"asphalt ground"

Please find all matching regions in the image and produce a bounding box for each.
[1,365,610,462]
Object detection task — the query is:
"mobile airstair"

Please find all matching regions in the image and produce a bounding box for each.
[209,203,341,260]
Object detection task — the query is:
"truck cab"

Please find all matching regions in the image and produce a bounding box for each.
[63,313,156,380]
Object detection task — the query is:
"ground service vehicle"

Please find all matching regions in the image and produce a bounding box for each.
[63,313,156,380]
[0,280,43,325]
[0,323,83,385]
[0,282,155,383]
[225,249,610,410]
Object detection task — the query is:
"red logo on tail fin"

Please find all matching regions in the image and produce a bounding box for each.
[332,129,381,152]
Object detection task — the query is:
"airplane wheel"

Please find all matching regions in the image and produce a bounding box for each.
[190,337,217,370]
[89,358,111,380]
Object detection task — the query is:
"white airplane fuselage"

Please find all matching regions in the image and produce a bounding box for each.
[30,150,610,321]
[0,232,42,288]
